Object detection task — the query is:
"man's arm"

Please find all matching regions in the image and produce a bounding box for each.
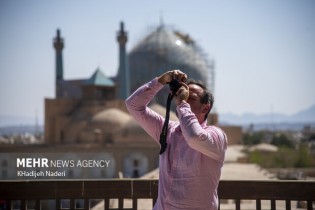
[125,70,188,143]
[125,78,165,143]
[177,102,227,162]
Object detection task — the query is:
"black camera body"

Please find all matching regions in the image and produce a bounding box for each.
[169,79,182,95]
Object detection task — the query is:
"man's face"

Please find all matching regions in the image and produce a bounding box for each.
[187,84,209,123]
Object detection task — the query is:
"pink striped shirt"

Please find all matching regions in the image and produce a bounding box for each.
[125,78,227,210]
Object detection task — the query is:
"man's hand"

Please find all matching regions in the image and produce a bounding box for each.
[175,82,189,105]
[158,70,187,85]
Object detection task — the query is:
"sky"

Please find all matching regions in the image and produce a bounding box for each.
[0,0,315,126]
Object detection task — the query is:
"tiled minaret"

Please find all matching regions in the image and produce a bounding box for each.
[53,29,64,98]
[116,22,130,99]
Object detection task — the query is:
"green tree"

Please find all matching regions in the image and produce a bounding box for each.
[248,146,315,168]
[243,132,264,145]
[295,144,314,167]
[271,133,294,148]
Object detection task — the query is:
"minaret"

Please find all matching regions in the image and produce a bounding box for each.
[116,22,130,99]
[53,29,64,98]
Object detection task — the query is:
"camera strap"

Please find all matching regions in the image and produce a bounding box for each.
[159,93,174,155]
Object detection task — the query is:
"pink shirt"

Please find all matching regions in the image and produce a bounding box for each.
[125,78,227,210]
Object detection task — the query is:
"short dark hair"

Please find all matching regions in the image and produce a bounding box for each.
[187,79,214,120]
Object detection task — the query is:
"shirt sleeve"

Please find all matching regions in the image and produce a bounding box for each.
[125,78,165,143]
[177,102,227,162]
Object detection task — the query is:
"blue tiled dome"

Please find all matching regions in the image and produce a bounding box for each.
[128,25,214,106]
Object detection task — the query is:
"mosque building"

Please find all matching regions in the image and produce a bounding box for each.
[45,21,219,145]
[0,22,242,180]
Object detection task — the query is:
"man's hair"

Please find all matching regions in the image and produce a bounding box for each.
[187,79,214,120]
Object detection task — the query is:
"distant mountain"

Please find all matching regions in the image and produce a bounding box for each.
[0,115,44,135]
[220,104,315,125]
[291,104,315,122]
[0,115,43,127]
[0,125,44,135]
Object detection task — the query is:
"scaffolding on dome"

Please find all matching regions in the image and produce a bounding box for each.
[128,25,215,108]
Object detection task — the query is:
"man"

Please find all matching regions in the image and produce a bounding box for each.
[125,70,227,210]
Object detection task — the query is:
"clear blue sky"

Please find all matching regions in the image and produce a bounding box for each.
[0,0,315,125]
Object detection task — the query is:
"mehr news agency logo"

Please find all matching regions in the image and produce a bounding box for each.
[16,158,111,178]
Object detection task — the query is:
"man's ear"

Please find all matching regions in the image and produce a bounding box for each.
[202,104,210,114]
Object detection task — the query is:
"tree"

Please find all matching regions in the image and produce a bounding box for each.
[271,133,294,148]
[243,132,264,145]
[295,144,314,167]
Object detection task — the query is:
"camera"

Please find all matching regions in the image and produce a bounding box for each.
[169,79,182,95]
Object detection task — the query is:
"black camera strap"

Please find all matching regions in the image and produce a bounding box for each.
[159,93,174,155]
[159,79,181,155]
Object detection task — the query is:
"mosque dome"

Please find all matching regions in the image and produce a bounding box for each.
[91,108,130,130]
[128,25,215,107]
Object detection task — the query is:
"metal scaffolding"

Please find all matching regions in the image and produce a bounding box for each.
[128,25,215,107]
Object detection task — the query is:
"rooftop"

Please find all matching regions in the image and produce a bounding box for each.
[84,68,115,87]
